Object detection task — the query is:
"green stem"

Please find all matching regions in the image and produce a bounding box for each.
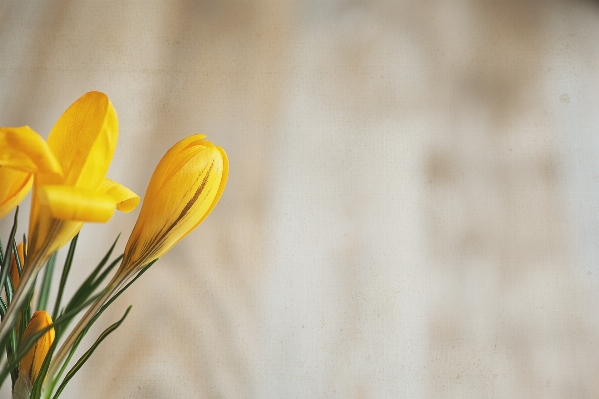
[0,250,45,347]
[45,276,120,390]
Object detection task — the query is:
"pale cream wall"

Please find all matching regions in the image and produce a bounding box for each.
[2,1,599,398]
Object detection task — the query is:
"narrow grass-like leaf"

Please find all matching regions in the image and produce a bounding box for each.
[30,334,59,399]
[52,234,79,320]
[12,240,31,341]
[22,234,27,260]
[37,253,57,312]
[0,250,29,387]
[96,261,155,323]
[48,260,157,396]
[50,306,132,399]
[0,210,19,385]
[64,235,121,316]
[2,276,17,336]
[13,240,23,277]
[80,235,120,288]
[0,207,18,305]
[18,276,36,342]
[0,268,19,387]
[7,331,17,388]
[2,260,14,311]
[0,297,16,387]
[0,212,19,387]
[61,256,122,334]
[0,289,106,390]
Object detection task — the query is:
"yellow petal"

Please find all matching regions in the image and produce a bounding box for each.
[98,178,140,212]
[0,126,63,177]
[37,185,116,222]
[196,146,228,227]
[122,135,228,271]
[19,311,55,382]
[45,91,118,189]
[0,166,32,219]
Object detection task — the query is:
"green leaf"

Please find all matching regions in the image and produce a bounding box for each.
[19,275,36,341]
[37,253,57,312]
[48,260,157,397]
[12,240,23,277]
[30,334,59,399]
[0,297,17,388]
[0,289,106,390]
[12,240,34,343]
[50,306,132,399]
[22,234,27,262]
[0,252,19,388]
[52,234,79,320]
[0,210,22,389]
[64,235,121,318]
[0,207,19,305]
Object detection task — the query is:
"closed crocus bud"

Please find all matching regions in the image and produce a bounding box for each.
[120,134,228,275]
[19,311,55,383]
[9,242,26,289]
[0,166,32,219]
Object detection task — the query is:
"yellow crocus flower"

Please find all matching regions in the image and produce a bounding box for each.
[0,91,139,344]
[120,134,228,275]
[0,166,32,219]
[47,134,228,381]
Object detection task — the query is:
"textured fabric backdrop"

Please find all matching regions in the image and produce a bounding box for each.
[2,1,599,398]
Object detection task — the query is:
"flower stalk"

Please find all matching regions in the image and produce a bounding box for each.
[46,134,228,384]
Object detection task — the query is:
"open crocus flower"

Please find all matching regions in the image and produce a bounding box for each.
[0,92,139,345]
[48,134,228,380]
[13,311,55,398]
[0,166,32,219]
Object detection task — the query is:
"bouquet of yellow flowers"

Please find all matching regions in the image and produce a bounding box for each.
[0,92,228,399]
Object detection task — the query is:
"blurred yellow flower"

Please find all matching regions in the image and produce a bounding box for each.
[0,166,32,219]
[0,91,139,344]
[119,134,228,276]
[19,311,55,382]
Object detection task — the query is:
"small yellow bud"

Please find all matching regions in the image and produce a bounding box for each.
[19,311,55,382]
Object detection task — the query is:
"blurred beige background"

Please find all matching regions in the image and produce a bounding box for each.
[3,0,599,398]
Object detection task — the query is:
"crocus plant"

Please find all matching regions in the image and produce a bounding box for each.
[0,92,228,399]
